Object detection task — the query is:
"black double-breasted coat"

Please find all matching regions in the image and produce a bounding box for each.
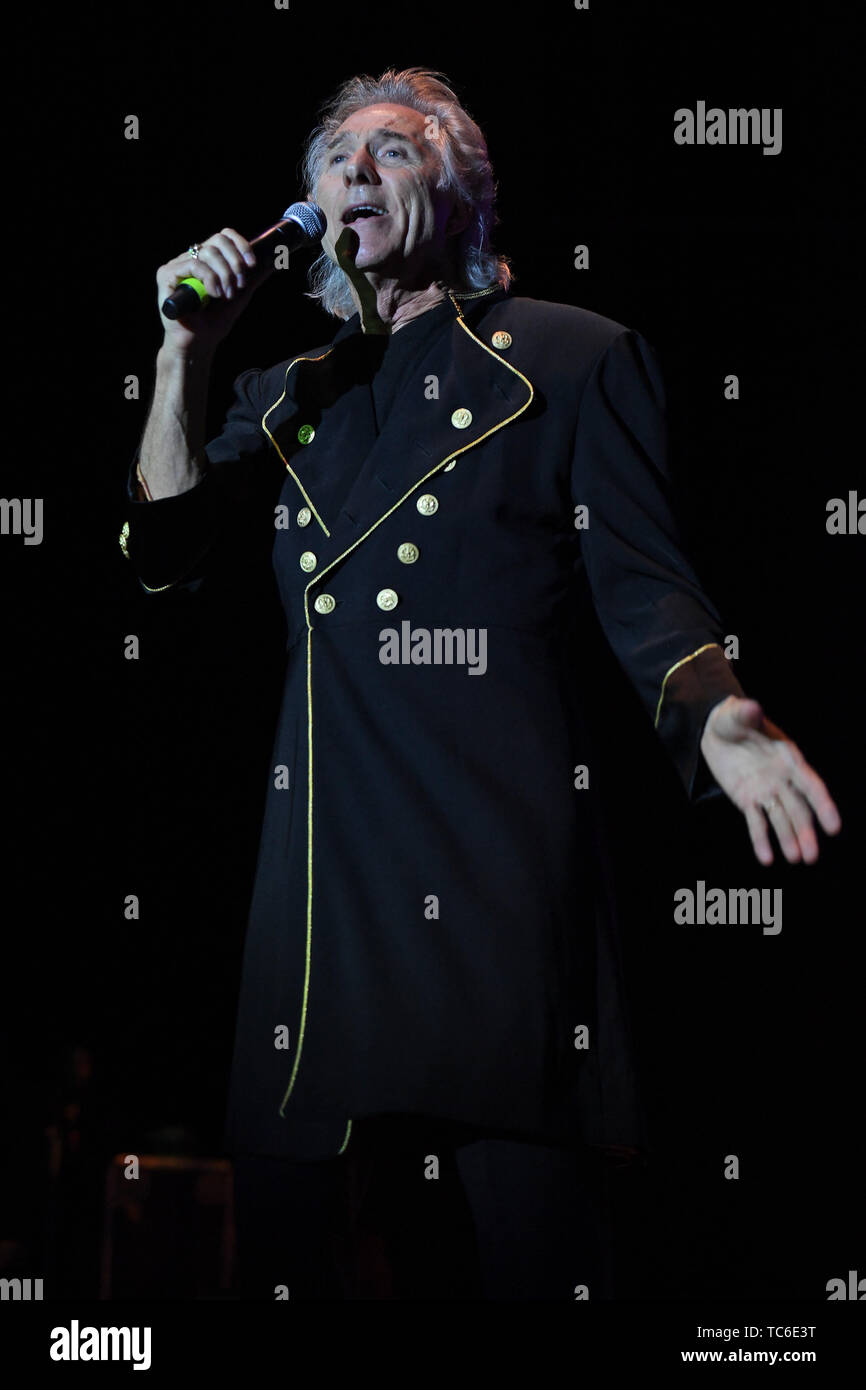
[120,285,745,1161]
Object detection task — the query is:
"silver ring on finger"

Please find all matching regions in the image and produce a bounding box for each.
[188,243,201,258]
[762,795,782,813]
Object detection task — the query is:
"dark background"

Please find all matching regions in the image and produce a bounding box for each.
[4,0,862,1300]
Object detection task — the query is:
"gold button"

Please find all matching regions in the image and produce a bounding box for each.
[491,331,512,350]
[297,424,315,445]
[119,521,130,559]
[451,407,472,429]
[444,460,456,472]
[377,588,399,611]
[297,507,312,527]
[397,542,419,564]
[417,493,439,516]
[299,551,317,572]
[314,594,335,614]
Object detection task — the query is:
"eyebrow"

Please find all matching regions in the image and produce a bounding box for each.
[325,126,418,153]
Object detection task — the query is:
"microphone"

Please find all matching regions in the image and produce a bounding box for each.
[161,201,327,319]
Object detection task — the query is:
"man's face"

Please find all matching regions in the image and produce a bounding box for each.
[315,102,462,279]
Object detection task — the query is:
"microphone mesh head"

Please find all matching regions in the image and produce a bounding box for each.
[282,201,326,239]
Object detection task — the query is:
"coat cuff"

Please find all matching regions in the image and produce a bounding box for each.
[654,643,746,802]
[118,453,220,592]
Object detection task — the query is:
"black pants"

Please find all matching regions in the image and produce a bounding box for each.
[233,1115,614,1300]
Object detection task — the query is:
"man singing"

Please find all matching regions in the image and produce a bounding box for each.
[119,67,841,1300]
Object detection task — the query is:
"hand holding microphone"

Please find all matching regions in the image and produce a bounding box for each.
[156,201,326,353]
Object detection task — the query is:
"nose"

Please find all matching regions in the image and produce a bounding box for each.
[343,146,380,185]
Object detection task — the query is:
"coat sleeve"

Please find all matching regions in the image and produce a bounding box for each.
[571,328,746,802]
[118,367,272,594]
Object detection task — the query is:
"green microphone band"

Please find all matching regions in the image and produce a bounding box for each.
[178,275,209,305]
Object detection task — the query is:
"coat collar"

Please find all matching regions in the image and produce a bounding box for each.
[328,283,508,345]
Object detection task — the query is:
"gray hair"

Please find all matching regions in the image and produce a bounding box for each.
[300,66,513,319]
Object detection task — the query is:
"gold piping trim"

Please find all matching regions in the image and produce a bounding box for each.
[135,539,218,593]
[449,285,501,303]
[278,299,535,1137]
[261,350,335,537]
[654,642,720,728]
[278,625,315,1114]
[140,578,179,593]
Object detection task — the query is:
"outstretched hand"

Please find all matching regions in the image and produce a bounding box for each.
[699,696,842,866]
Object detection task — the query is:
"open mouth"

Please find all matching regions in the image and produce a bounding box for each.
[341,205,388,224]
